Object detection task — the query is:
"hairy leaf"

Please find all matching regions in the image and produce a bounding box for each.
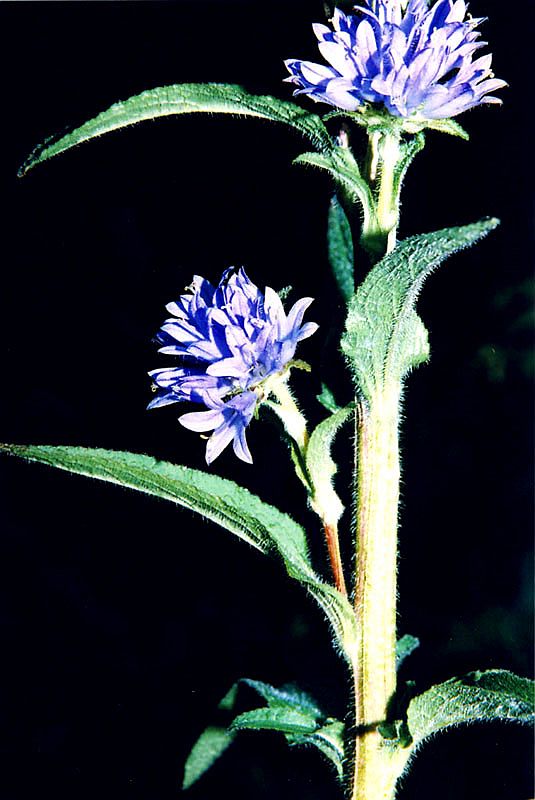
[407,669,535,746]
[183,726,235,790]
[316,383,342,414]
[20,84,333,175]
[306,405,353,525]
[231,706,319,735]
[341,219,499,402]
[294,148,376,225]
[328,196,354,302]
[0,444,356,658]
[183,677,345,787]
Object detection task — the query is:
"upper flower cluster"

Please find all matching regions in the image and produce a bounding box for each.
[284,0,505,120]
[149,268,318,464]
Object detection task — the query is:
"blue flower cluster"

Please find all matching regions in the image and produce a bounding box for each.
[149,269,318,464]
[285,0,505,120]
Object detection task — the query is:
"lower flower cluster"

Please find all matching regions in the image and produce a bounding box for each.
[149,268,317,464]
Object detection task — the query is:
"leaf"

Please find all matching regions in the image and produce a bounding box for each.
[396,634,420,670]
[306,405,353,525]
[392,134,425,209]
[294,148,376,227]
[341,218,500,402]
[183,726,235,790]
[0,443,305,557]
[241,679,324,716]
[316,383,342,414]
[183,678,345,787]
[0,444,357,658]
[19,84,333,175]
[231,707,319,735]
[328,195,354,302]
[407,669,535,747]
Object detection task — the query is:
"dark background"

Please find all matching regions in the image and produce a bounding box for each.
[0,2,532,798]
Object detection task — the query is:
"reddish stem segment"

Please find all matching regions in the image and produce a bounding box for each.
[324,521,348,597]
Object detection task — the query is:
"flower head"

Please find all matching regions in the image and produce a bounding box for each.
[149,268,318,464]
[284,1,505,121]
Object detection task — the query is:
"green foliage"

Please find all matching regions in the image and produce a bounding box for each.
[183,727,235,790]
[327,196,355,302]
[341,219,500,402]
[324,109,469,140]
[294,148,376,231]
[306,405,353,525]
[395,634,420,670]
[183,678,345,788]
[316,383,342,414]
[406,669,535,747]
[19,84,333,175]
[0,444,357,658]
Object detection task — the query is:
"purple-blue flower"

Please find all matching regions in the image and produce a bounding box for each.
[149,268,318,465]
[284,1,505,120]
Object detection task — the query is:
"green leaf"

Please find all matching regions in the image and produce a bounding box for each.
[294,148,376,226]
[241,679,323,716]
[396,634,420,670]
[0,444,356,658]
[316,383,342,414]
[19,84,333,175]
[328,195,354,302]
[407,669,535,746]
[341,218,500,402]
[231,707,319,735]
[0,443,305,557]
[183,678,345,787]
[183,726,235,790]
[306,405,353,525]
[289,719,345,779]
[392,133,425,208]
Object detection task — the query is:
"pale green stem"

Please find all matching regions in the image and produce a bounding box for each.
[361,129,402,261]
[350,385,401,800]
[266,380,348,596]
[348,132,405,800]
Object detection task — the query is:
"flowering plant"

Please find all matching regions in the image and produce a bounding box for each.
[1,2,532,799]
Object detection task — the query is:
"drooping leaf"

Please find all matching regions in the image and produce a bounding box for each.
[19,84,333,175]
[0,444,357,658]
[396,634,420,670]
[328,195,354,302]
[407,669,535,746]
[341,219,500,402]
[0,444,304,556]
[306,405,353,525]
[294,148,376,228]
[183,726,236,790]
[183,677,345,787]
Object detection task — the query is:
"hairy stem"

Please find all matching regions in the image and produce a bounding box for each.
[361,129,402,262]
[324,520,348,597]
[349,387,400,800]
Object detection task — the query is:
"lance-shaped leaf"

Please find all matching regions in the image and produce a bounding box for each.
[327,196,354,303]
[19,83,333,175]
[341,219,500,402]
[183,678,344,788]
[406,669,535,747]
[294,147,376,230]
[0,444,357,659]
[306,405,353,526]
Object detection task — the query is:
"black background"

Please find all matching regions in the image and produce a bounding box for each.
[0,2,532,799]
